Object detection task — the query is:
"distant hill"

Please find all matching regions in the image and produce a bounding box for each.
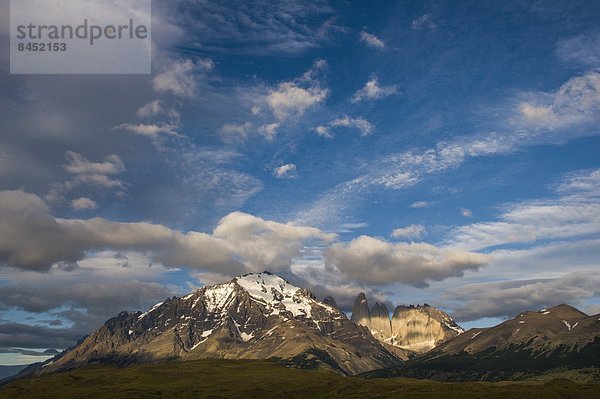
[365,304,600,381]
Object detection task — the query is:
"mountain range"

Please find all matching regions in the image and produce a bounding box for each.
[32,272,401,376]
[10,272,600,383]
[366,304,600,381]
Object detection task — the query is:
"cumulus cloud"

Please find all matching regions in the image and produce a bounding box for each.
[325,235,491,287]
[70,197,97,211]
[265,60,329,122]
[274,163,297,179]
[391,224,425,240]
[152,59,199,97]
[267,82,328,121]
[0,191,335,276]
[359,31,384,48]
[213,212,336,273]
[219,61,328,143]
[352,77,398,103]
[0,190,239,273]
[446,271,600,321]
[518,72,600,129]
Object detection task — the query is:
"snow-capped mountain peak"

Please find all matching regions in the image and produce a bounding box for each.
[235,272,320,319]
[37,272,401,376]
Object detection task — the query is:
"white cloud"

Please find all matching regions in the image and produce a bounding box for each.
[70,197,97,211]
[220,61,328,143]
[265,60,329,122]
[251,106,262,116]
[445,271,600,321]
[352,77,398,103]
[556,168,600,195]
[447,169,600,251]
[218,122,254,142]
[391,224,425,240]
[411,13,437,31]
[152,59,198,98]
[314,125,333,138]
[267,82,328,121]
[518,71,600,129]
[410,201,431,208]
[331,116,373,136]
[297,70,600,229]
[116,123,179,139]
[274,163,297,179]
[556,32,600,67]
[136,100,164,118]
[257,123,280,140]
[63,151,124,176]
[197,58,215,71]
[359,31,385,48]
[461,208,473,218]
[0,190,336,277]
[46,151,127,200]
[213,212,336,273]
[316,115,373,138]
[326,235,491,287]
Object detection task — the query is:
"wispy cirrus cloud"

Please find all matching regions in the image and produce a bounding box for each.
[391,224,425,240]
[295,70,600,228]
[157,0,338,55]
[446,168,600,251]
[359,31,384,49]
[411,13,437,31]
[315,115,373,138]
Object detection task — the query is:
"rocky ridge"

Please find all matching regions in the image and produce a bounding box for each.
[351,293,463,354]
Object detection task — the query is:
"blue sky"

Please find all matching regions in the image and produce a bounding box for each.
[0,0,599,365]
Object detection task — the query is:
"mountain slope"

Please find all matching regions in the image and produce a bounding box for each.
[36,273,401,376]
[351,294,463,354]
[366,304,600,381]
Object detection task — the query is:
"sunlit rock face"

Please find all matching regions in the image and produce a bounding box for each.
[351,293,463,354]
[351,293,370,327]
[370,302,393,341]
